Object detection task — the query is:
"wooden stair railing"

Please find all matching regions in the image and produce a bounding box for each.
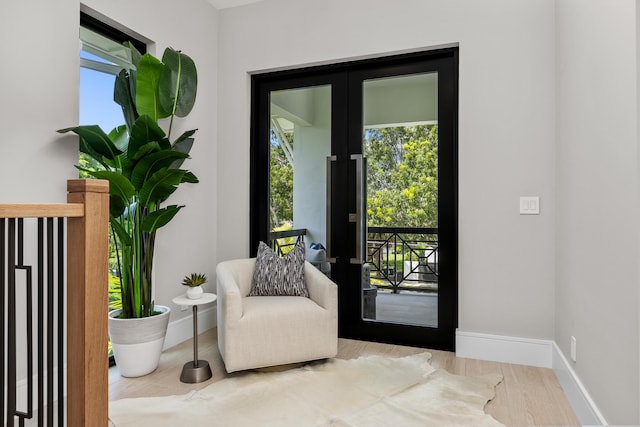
[1,179,109,426]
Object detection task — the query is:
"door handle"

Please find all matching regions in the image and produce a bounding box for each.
[351,154,364,265]
[326,155,337,262]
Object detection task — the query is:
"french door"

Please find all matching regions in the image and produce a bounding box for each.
[251,48,458,350]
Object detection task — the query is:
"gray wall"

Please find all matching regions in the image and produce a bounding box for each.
[555,0,639,422]
[217,0,557,341]
[1,0,79,203]
[217,0,639,422]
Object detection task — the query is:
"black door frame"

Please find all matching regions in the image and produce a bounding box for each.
[251,47,458,351]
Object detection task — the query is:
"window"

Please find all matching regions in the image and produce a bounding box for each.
[78,13,146,363]
[80,34,126,130]
[79,12,145,134]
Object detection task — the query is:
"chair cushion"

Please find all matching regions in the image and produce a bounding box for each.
[249,241,309,297]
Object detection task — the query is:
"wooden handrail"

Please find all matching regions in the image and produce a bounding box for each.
[0,204,84,218]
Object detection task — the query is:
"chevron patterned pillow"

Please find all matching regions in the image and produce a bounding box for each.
[249,241,309,297]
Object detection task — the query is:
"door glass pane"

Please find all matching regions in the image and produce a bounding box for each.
[362,72,439,327]
[269,86,332,275]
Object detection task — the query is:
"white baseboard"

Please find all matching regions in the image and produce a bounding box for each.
[163,305,217,350]
[551,342,608,426]
[455,329,553,368]
[455,330,608,426]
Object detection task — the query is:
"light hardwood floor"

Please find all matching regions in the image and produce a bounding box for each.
[109,328,580,426]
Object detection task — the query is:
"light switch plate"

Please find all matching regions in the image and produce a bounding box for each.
[520,196,540,215]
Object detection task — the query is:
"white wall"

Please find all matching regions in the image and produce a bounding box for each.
[555,0,639,423]
[0,0,80,203]
[218,0,557,339]
[0,0,219,327]
[637,2,640,417]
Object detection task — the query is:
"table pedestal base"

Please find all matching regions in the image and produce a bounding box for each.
[180,360,212,383]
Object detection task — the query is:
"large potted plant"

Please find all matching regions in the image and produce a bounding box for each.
[59,42,199,377]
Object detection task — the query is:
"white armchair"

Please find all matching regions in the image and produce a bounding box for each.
[216,258,338,372]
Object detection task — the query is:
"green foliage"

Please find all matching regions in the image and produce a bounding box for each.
[269,133,293,228]
[135,54,169,121]
[107,273,121,356]
[59,44,199,319]
[181,273,208,287]
[365,125,438,228]
[160,48,198,118]
[108,274,123,311]
[266,124,438,233]
[272,223,294,254]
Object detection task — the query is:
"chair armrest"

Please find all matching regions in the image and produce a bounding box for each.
[305,261,337,313]
[216,259,255,324]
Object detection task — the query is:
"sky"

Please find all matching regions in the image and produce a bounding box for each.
[79,50,125,133]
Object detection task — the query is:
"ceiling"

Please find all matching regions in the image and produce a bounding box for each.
[207,0,263,9]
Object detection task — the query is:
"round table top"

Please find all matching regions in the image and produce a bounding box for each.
[172,292,217,307]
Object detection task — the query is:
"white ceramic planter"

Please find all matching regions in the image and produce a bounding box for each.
[108,305,171,378]
[186,286,203,300]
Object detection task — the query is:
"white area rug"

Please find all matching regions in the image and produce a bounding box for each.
[109,353,504,426]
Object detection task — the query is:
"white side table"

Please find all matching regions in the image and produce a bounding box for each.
[172,292,217,383]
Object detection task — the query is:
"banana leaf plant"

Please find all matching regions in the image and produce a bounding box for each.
[59,43,198,318]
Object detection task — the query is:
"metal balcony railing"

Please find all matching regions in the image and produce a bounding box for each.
[266,226,438,295]
[269,228,307,255]
[367,227,438,294]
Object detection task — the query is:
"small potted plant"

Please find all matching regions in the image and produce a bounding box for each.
[182,273,208,299]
